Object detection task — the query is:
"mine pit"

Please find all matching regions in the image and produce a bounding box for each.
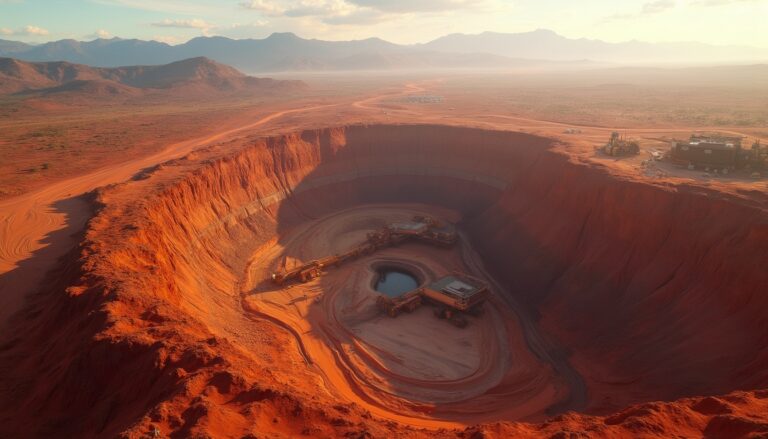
[8,123,765,437]
[243,205,531,417]
[230,125,766,425]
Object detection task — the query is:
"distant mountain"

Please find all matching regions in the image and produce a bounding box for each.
[0,56,306,96]
[1,30,766,72]
[0,39,33,55]
[419,29,768,64]
[0,32,593,72]
[8,37,179,68]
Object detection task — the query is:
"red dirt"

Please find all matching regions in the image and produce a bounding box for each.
[0,124,766,438]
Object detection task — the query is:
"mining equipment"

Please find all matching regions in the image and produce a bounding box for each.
[377,272,489,329]
[376,290,423,317]
[271,255,341,285]
[601,132,640,156]
[270,215,458,286]
[388,216,457,247]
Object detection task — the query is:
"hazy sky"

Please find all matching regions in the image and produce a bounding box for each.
[2,0,767,47]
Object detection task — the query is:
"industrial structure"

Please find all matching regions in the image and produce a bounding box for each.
[669,134,768,174]
[423,274,489,313]
[271,216,457,286]
[388,215,457,247]
[376,290,423,318]
[748,141,768,172]
[601,132,640,157]
[671,135,744,170]
[270,214,488,328]
[376,273,489,328]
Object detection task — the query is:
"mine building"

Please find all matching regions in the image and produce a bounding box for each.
[672,135,744,170]
[376,272,488,328]
[423,274,489,313]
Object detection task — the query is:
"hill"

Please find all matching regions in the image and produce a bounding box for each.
[0,39,33,55]
[0,56,306,96]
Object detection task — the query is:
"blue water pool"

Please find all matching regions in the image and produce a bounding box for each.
[375,269,419,297]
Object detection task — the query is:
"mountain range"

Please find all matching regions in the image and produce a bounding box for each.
[2,30,766,73]
[0,56,306,96]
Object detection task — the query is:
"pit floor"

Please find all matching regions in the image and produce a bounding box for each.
[240,204,566,425]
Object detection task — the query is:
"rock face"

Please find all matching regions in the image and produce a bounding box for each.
[0,124,766,438]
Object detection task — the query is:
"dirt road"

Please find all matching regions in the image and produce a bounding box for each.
[0,103,335,324]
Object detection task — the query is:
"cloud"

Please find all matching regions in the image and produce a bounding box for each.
[91,0,218,14]
[238,0,500,31]
[24,25,49,36]
[240,0,285,14]
[229,20,270,29]
[151,18,217,36]
[603,0,677,22]
[238,0,419,28]
[692,0,760,5]
[152,35,181,44]
[322,8,388,24]
[240,0,357,17]
[347,0,483,13]
[86,29,112,39]
[2,25,51,36]
[642,0,675,13]
[151,18,213,29]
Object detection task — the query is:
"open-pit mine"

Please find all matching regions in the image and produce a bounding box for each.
[1,122,767,438]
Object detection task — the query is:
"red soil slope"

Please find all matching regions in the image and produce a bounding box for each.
[0,125,766,438]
